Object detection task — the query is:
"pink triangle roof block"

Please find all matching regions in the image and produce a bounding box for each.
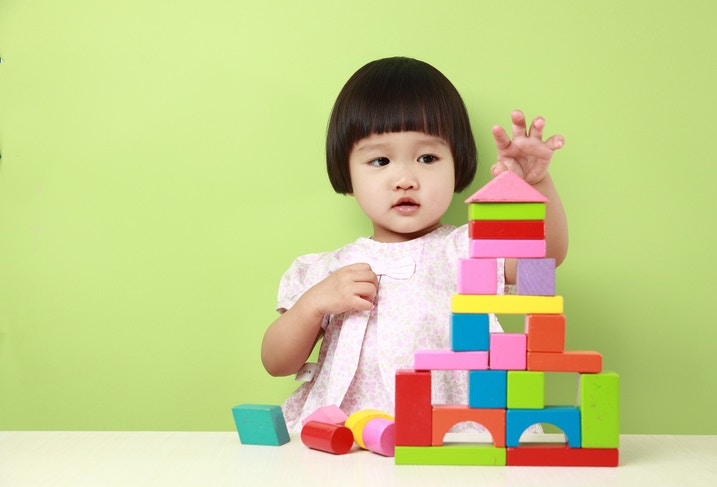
[465,171,548,203]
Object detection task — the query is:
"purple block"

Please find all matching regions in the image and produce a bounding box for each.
[516,258,556,296]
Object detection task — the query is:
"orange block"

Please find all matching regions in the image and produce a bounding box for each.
[432,405,505,448]
[527,351,602,373]
[525,314,566,352]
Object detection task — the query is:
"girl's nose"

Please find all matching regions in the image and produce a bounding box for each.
[394,163,418,190]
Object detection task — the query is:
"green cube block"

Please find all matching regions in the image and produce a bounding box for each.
[507,371,545,409]
[395,445,506,466]
[579,372,620,448]
[231,404,290,446]
[468,202,546,221]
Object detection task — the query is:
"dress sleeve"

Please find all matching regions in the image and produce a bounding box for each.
[276,253,334,329]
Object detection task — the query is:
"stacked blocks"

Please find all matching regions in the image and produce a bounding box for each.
[395,171,619,467]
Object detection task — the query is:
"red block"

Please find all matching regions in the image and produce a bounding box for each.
[395,370,432,446]
[525,314,566,352]
[527,351,602,373]
[469,220,545,240]
[507,445,619,467]
[300,421,354,455]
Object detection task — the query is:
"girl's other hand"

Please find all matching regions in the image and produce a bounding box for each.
[491,110,564,185]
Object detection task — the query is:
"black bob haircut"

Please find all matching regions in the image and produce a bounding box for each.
[326,57,477,194]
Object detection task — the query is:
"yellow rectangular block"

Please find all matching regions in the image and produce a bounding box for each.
[451,295,563,314]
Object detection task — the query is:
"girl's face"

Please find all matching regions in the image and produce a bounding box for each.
[348,131,456,243]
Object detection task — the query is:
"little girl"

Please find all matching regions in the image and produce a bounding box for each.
[261,57,568,432]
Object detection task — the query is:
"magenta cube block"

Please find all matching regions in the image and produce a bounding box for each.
[457,258,498,295]
[489,333,527,370]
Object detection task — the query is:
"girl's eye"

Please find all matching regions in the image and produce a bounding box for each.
[418,154,438,164]
[369,157,390,167]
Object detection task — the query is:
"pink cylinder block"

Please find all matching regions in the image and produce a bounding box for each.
[362,418,395,457]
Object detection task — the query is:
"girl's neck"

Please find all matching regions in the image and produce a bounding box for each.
[370,222,443,243]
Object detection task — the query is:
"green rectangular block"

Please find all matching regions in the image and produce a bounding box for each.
[579,372,620,448]
[395,445,507,466]
[507,371,545,409]
[468,203,546,221]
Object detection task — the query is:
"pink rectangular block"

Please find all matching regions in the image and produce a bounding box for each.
[457,258,498,295]
[414,350,489,371]
[489,333,527,370]
[469,239,546,258]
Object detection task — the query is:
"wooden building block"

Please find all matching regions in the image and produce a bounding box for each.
[362,417,395,457]
[507,371,545,409]
[301,405,348,427]
[580,372,620,448]
[452,295,563,314]
[300,421,354,455]
[395,445,507,466]
[506,445,619,467]
[414,349,488,370]
[469,220,545,240]
[451,313,490,351]
[395,370,432,446]
[345,409,393,449]
[489,333,527,370]
[469,239,546,258]
[464,170,549,204]
[516,258,556,296]
[525,314,566,352]
[432,405,506,447]
[506,406,581,448]
[468,203,546,221]
[231,404,290,446]
[468,370,506,408]
[527,351,602,373]
[457,258,498,294]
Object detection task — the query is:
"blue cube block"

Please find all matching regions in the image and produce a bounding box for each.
[231,404,290,446]
[451,313,490,351]
[469,370,507,408]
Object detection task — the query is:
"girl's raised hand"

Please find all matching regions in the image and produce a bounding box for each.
[491,110,564,185]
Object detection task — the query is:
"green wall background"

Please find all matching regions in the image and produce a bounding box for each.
[1,0,715,434]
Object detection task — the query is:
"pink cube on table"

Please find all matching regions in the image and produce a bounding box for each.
[489,333,527,370]
[301,405,349,427]
[457,258,498,295]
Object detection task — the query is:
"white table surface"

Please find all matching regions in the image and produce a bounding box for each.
[1,431,716,486]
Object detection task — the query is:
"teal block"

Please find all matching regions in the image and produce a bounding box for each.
[507,406,581,448]
[451,313,490,351]
[579,372,620,448]
[232,404,290,446]
[469,370,506,408]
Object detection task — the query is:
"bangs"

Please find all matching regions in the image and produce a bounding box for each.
[340,60,455,144]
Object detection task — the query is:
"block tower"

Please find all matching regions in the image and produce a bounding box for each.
[394,171,619,467]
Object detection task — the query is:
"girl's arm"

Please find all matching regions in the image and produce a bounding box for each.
[490,110,569,284]
[261,263,378,377]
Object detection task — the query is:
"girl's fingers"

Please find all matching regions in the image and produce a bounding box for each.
[511,110,527,139]
[529,117,546,139]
